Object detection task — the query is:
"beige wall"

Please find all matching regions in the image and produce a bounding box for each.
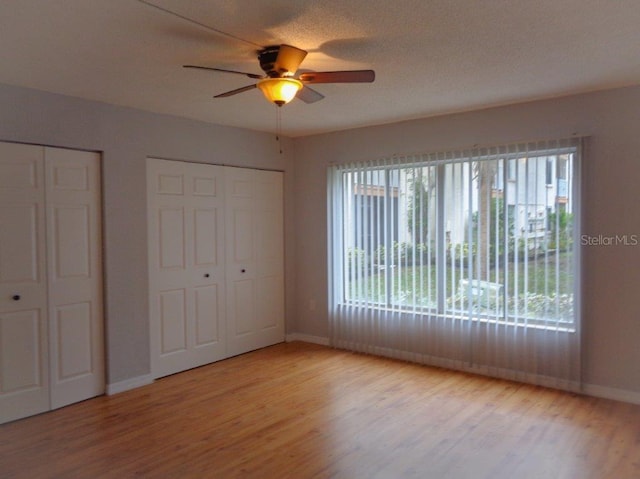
[0,83,296,385]
[293,85,640,395]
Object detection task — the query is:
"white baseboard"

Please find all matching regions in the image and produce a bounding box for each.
[106,374,154,395]
[582,383,640,405]
[285,333,330,346]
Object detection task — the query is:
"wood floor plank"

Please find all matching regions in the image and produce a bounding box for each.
[1,342,639,478]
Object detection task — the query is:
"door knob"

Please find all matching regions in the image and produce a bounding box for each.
[12,294,21,301]
[241,269,246,273]
[204,273,210,278]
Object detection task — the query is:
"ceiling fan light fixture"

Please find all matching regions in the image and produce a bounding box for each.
[257,78,302,106]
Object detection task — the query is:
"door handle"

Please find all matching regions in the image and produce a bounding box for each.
[241,269,246,273]
[12,294,21,301]
[204,273,210,278]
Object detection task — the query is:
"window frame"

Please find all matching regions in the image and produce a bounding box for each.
[329,141,581,332]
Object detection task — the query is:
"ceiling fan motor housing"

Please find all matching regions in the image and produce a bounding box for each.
[258,46,284,77]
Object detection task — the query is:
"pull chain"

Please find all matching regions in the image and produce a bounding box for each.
[275,106,283,154]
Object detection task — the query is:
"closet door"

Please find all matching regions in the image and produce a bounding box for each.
[148,159,226,378]
[0,143,49,423]
[45,147,104,410]
[0,142,104,424]
[225,168,284,356]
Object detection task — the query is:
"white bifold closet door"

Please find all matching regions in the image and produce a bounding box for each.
[148,159,227,378]
[147,159,284,379]
[0,142,104,425]
[225,167,284,357]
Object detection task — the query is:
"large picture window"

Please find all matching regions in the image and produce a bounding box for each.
[328,139,582,389]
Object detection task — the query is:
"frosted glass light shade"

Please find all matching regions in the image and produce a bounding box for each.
[257,78,303,106]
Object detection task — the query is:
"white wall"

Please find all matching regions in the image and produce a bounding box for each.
[293,85,640,396]
[0,83,296,385]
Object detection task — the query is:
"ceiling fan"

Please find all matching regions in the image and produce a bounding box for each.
[184,44,375,106]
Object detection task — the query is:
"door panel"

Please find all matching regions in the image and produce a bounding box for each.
[0,309,43,392]
[0,204,39,283]
[0,142,49,424]
[231,209,254,263]
[50,165,88,190]
[45,147,104,410]
[225,168,257,354]
[0,145,38,189]
[148,159,226,378]
[159,289,187,354]
[55,302,92,379]
[157,173,184,195]
[51,205,91,278]
[232,280,255,336]
[194,285,220,346]
[0,309,49,423]
[257,275,283,329]
[194,208,219,266]
[159,207,186,270]
[193,175,217,196]
[254,172,285,346]
[229,176,253,198]
[225,168,284,356]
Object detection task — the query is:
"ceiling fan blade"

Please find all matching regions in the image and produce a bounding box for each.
[273,44,308,74]
[214,84,257,98]
[296,85,325,104]
[184,65,264,80]
[299,70,375,84]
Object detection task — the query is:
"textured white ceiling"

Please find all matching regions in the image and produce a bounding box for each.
[2,0,640,137]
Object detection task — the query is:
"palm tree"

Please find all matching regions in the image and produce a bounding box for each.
[406,167,435,245]
[475,160,497,280]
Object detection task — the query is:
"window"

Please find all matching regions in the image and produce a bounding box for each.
[330,141,579,330]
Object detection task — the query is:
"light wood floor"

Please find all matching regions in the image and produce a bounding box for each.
[1,342,639,479]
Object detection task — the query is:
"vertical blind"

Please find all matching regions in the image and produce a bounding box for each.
[328,139,582,391]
